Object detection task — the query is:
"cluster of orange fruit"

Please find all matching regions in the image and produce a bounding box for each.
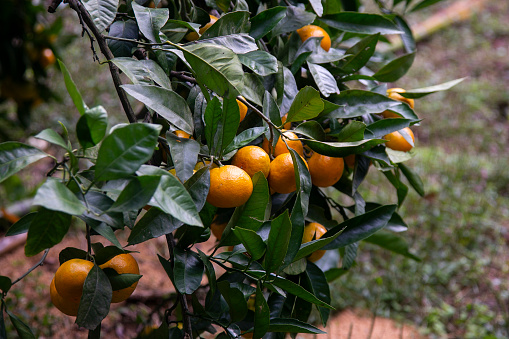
[50,254,139,316]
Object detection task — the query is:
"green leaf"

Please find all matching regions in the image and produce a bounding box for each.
[410,0,443,12]
[307,62,340,97]
[5,212,36,236]
[166,134,200,182]
[149,175,203,227]
[25,208,72,256]
[271,6,316,36]
[89,222,123,249]
[365,118,412,139]
[281,66,298,113]
[57,60,87,115]
[0,142,49,184]
[192,34,258,54]
[373,52,416,82]
[132,2,168,42]
[323,204,396,249]
[83,0,119,33]
[283,193,305,268]
[292,228,342,262]
[223,127,266,154]
[399,163,425,196]
[268,318,325,334]
[95,123,161,181]
[320,12,402,34]
[309,0,323,16]
[239,73,264,106]
[79,191,124,229]
[332,121,366,142]
[102,269,142,291]
[270,276,334,309]
[76,265,112,330]
[336,33,379,75]
[286,87,324,123]
[327,90,418,120]
[253,283,270,339]
[364,231,421,261]
[109,176,161,212]
[394,15,415,53]
[76,106,108,149]
[197,249,216,296]
[157,254,174,284]
[238,51,278,76]
[217,281,248,323]
[184,167,211,211]
[0,303,6,338]
[304,139,385,157]
[33,179,86,215]
[204,96,222,156]
[399,78,466,99]
[0,276,12,293]
[108,20,139,57]
[200,11,251,39]
[232,227,266,260]
[173,248,204,294]
[250,7,286,40]
[308,48,349,64]
[128,207,180,245]
[34,128,69,150]
[293,121,326,141]
[5,309,36,339]
[122,85,193,134]
[305,262,331,325]
[59,247,88,265]
[112,58,172,89]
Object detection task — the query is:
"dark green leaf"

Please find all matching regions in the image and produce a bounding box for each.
[103,269,142,291]
[383,170,408,206]
[233,227,266,261]
[270,276,334,309]
[112,58,171,89]
[108,20,138,57]
[197,249,216,296]
[0,276,12,293]
[0,142,49,184]
[286,87,324,123]
[253,283,270,339]
[57,60,87,115]
[309,0,323,16]
[308,48,349,64]
[293,121,326,141]
[158,254,174,283]
[365,118,412,139]
[5,309,36,339]
[364,231,420,261]
[268,318,325,334]
[305,138,385,157]
[283,193,305,268]
[34,129,69,150]
[336,33,379,74]
[320,12,402,34]
[223,127,266,154]
[217,281,248,323]
[192,33,258,54]
[83,0,119,33]
[206,97,241,157]
[88,222,122,249]
[76,265,112,330]
[271,6,316,36]
[342,242,358,269]
[173,248,204,294]
[59,247,88,265]
[250,7,286,40]
[25,208,71,256]
[5,212,36,236]
[410,0,443,12]
[109,176,161,212]
[76,106,108,149]
[201,11,251,39]
[95,123,161,181]
[292,228,342,262]
[162,19,199,43]
[166,135,200,182]
[238,51,278,76]
[128,208,178,245]
[394,15,415,53]
[307,62,340,97]
[332,121,366,142]
[280,66,298,113]
[305,262,331,326]
[132,2,168,43]
[265,212,292,273]
[122,85,193,134]
[323,204,396,249]
[33,179,86,215]
[399,78,466,99]
[373,52,415,82]
[399,163,425,196]
[204,96,222,156]
[239,73,264,106]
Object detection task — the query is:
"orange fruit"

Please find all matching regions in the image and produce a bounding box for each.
[50,277,80,316]
[174,130,192,138]
[384,127,415,152]
[231,146,270,178]
[195,160,218,170]
[99,253,140,303]
[307,152,344,187]
[296,25,331,52]
[302,222,327,262]
[268,153,308,194]
[281,113,292,129]
[54,259,94,303]
[262,131,304,157]
[382,88,414,118]
[344,154,356,169]
[185,15,218,41]
[237,96,248,122]
[40,48,56,68]
[210,219,227,240]
[207,165,253,208]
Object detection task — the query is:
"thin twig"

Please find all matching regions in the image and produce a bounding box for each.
[170,71,198,84]
[103,35,167,46]
[12,249,50,285]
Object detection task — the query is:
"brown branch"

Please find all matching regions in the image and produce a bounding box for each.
[50,0,137,124]
[47,0,62,13]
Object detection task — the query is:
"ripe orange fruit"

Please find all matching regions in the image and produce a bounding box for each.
[296,25,331,52]
[50,277,80,316]
[174,130,192,138]
[302,222,327,262]
[99,253,140,303]
[237,96,248,122]
[307,152,344,187]
[54,259,94,303]
[207,165,253,208]
[384,127,415,152]
[382,88,415,118]
[210,219,227,240]
[281,113,292,129]
[262,131,304,157]
[185,15,218,41]
[40,48,56,68]
[268,153,308,194]
[231,146,270,178]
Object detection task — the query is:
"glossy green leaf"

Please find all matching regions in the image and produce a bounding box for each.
[132,2,168,42]
[83,0,119,33]
[201,11,251,39]
[271,6,316,36]
[394,15,415,53]
[305,262,331,325]
[293,121,326,141]
[410,0,443,12]
[238,51,278,76]
[57,59,87,115]
[264,213,292,273]
[305,138,385,157]
[166,134,200,182]
[112,58,172,89]
[59,247,88,265]
[320,12,402,34]
[373,52,415,82]
[239,73,264,106]
[5,212,36,236]
[364,231,420,261]
[365,118,412,139]
[399,163,425,196]
[283,193,305,268]
[122,85,193,134]
[79,191,124,229]
[332,121,366,142]
[95,123,161,181]
[108,20,139,57]
[250,7,286,40]
[76,264,112,330]
[25,208,71,256]
[33,179,86,215]
[267,317,325,334]
[271,275,334,309]
[280,66,299,113]
[34,129,69,150]
[308,48,349,64]
[6,309,35,339]
[0,276,12,293]
[253,283,270,339]
[223,127,266,154]
[204,97,241,157]
[157,254,174,283]
[173,247,204,294]
[307,62,340,97]
[76,106,108,149]
[197,249,216,296]
[183,167,211,211]
[192,33,258,54]
[204,96,222,156]
[323,204,396,249]
[102,269,142,291]
[309,0,323,16]
[109,176,161,212]
[217,280,248,323]
[342,242,358,269]
[128,207,179,245]
[233,227,266,261]
[88,222,122,249]
[292,228,342,262]
[286,87,324,123]
[399,78,466,99]
[0,142,49,184]
[336,33,379,74]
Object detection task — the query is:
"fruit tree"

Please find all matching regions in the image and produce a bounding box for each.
[0,0,464,337]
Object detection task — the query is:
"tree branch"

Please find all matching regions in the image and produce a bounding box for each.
[12,249,50,285]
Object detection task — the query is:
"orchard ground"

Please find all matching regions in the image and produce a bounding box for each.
[1,0,509,338]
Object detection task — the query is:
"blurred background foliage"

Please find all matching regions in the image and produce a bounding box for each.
[1,0,508,337]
